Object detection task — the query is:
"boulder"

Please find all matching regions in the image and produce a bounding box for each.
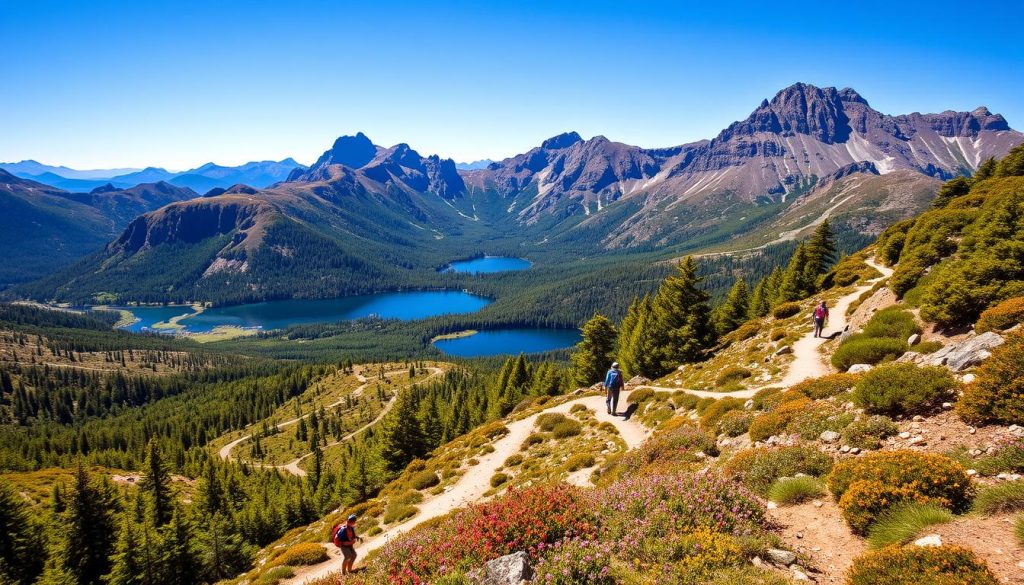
[914,534,943,547]
[848,364,874,374]
[926,331,1004,371]
[819,430,841,443]
[469,551,533,585]
[626,375,650,387]
[766,548,797,565]
[774,345,793,356]
[907,333,921,346]
[838,325,852,344]
[896,351,925,364]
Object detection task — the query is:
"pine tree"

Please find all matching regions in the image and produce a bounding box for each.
[0,477,43,584]
[569,314,618,387]
[139,439,173,526]
[931,176,971,209]
[647,257,715,376]
[200,514,252,582]
[417,395,443,451]
[378,389,426,473]
[54,464,117,585]
[714,278,750,335]
[974,156,997,181]
[196,463,223,517]
[748,276,771,318]
[159,508,201,585]
[308,430,323,490]
[804,220,838,278]
[616,297,642,376]
[106,516,145,585]
[777,243,812,302]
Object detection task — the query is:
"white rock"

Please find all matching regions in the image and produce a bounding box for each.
[848,364,874,374]
[820,430,841,443]
[767,501,778,509]
[766,548,796,565]
[942,402,953,409]
[792,567,811,581]
[914,534,943,547]
[850,447,861,454]
[907,333,921,346]
[967,469,978,476]
[840,445,851,454]
[908,436,926,446]
[899,431,911,439]
[962,373,976,384]
[912,415,925,422]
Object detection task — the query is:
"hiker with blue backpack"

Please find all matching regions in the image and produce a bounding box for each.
[604,362,624,415]
[331,514,363,574]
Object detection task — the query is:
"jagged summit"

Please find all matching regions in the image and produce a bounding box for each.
[541,131,583,150]
[312,132,379,170]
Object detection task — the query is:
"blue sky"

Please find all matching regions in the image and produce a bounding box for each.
[2,0,1022,169]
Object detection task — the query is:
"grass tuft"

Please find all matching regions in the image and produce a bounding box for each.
[766,476,825,505]
[865,503,953,549]
[973,481,1024,515]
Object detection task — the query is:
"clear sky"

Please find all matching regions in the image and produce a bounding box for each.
[2,0,1022,170]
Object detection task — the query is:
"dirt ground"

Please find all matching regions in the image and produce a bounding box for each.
[769,499,864,583]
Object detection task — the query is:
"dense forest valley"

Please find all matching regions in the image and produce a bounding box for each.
[1,145,1023,585]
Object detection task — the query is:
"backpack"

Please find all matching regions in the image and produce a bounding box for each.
[814,306,827,319]
[331,523,349,547]
[606,369,621,389]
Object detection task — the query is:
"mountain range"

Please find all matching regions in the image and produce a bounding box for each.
[8,82,1022,304]
[0,158,306,193]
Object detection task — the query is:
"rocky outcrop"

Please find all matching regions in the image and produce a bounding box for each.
[467,551,533,585]
[111,196,277,254]
[310,132,378,170]
[924,332,1005,371]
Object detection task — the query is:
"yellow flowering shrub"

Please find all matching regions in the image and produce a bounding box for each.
[846,544,997,585]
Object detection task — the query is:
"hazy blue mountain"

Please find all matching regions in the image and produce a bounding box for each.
[0,159,140,179]
[455,159,495,170]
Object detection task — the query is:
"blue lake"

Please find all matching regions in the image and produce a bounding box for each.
[112,291,492,334]
[443,256,532,274]
[433,328,582,357]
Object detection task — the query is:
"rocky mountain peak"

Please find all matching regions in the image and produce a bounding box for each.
[90,183,118,194]
[313,132,378,170]
[541,132,583,150]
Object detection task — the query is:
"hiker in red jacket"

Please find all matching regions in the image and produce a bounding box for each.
[331,514,363,574]
[813,301,829,338]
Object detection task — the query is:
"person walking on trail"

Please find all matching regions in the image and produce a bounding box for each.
[331,514,363,574]
[604,362,624,415]
[813,301,829,338]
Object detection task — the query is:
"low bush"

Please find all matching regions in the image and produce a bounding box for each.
[842,415,898,450]
[257,566,295,584]
[846,545,997,585]
[766,476,824,505]
[611,424,718,478]
[383,503,418,524]
[521,433,546,450]
[748,412,786,442]
[914,340,944,353]
[627,387,655,404]
[769,328,786,341]
[1017,515,1024,547]
[564,453,596,472]
[728,321,761,342]
[957,332,1024,425]
[537,413,569,432]
[772,302,802,319]
[865,502,953,548]
[789,373,859,399]
[568,403,588,414]
[976,296,1024,332]
[393,490,424,506]
[788,401,853,440]
[718,410,754,437]
[715,366,752,387]
[972,481,1024,515]
[271,542,329,567]
[503,454,523,467]
[551,420,582,439]
[751,387,783,410]
[671,391,699,410]
[971,437,1024,475]
[843,479,926,532]
[489,473,508,488]
[862,307,921,340]
[409,470,440,490]
[831,336,908,371]
[532,537,615,585]
[852,363,956,416]
[698,397,745,431]
[724,446,833,495]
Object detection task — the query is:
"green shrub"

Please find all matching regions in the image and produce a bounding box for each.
[627,387,655,404]
[610,424,718,478]
[393,490,424,505]
[564,453,596,472]
[842,415,898,450]
[876,219,914,266]
[724,446,833,495]
[1016,514,1024,547]
[846,545,997,585]
[671,391,699,410]
[831,336,908,371]
[715,366,751,387]
[727,321,761,341]
[537,413,569,432]
[271,542,329,567]
[865,503,953,548]
[769,328,786,341]
[971,438,1024,475]
[748,412,786,442]
[383,503,418,524]
[852,363,956,416]
[861,307,921,340]
[789,373,859,399]
[751,387,783,411]
[772,302,802,319]
[914,340,944,354]
[698,397,745,431]
[489,473,508,488]
[976,296,1024,332]
[766,476,824,505]
[957,332,1024,425]
[409,470,440,490]
[551,420,582,439]
[503,454,523,467]
[788,402,853,440]
[718,410,754,437]
[840,480,946,535]
[257,566,295,584]
[521,433,546,450]
[972,481,1024,515]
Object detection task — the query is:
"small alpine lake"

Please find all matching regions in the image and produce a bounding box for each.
[109,291,492,334]
[441,256,532,274]
[432,328,582,357]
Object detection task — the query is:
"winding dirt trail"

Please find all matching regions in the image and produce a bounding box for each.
[218,367,444,472]
[637,257,894,400]
[285,391,649,585]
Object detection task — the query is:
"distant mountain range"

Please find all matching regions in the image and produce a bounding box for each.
[9,82,1023,304]
[0,158,307,193]
[455,159,495,170]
